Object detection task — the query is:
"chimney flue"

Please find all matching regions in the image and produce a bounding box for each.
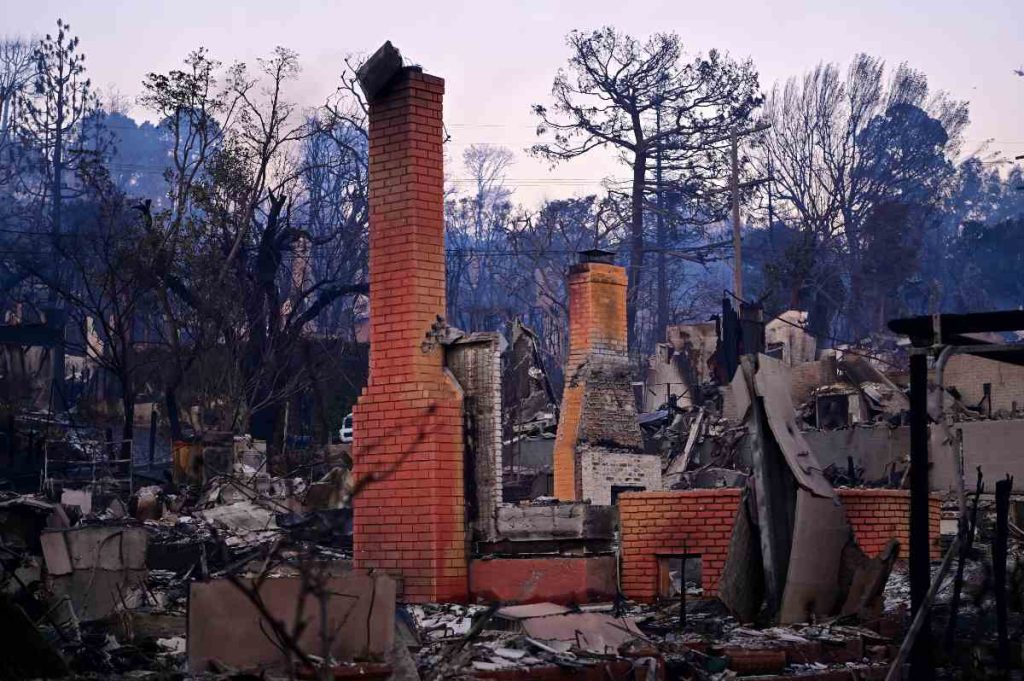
[578,248,616,265]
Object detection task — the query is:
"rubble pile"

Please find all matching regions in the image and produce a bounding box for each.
[0,431,360,678]
[400,598,921,680]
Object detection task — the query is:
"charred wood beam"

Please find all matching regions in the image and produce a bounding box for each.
[889,310,1024,346]
[994,475,1012,671]
[0,324,62,347]
[944,467,984,649]
[885,537,960,681]
[907,351,932,680]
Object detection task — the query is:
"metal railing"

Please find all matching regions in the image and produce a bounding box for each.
[42,437,134,496]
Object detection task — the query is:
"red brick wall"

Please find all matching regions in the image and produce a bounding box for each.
[620,489,741,600]
[619,489,940,602]
[469,556,617,605]
[352,68,468,603]
[838,489,941,561]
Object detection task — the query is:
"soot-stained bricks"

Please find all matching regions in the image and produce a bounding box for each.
[351,61,468,603]
[552,256,660,502]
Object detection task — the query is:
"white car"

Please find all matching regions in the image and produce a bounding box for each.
[340,414,354,444]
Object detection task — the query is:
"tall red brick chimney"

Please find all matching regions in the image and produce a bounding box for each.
[552,250,654,503]
[351,44,467,602]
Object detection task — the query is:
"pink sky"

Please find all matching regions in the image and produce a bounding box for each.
[7,0,1022,204]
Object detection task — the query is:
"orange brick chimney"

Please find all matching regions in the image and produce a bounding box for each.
[351,44,467,602]
[553,250,652,502]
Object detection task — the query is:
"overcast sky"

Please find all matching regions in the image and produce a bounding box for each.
[6,0,1023,204]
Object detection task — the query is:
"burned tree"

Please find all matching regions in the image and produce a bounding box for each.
[753,55,968,338]
[532,27,760,350]
[134,47,371,458]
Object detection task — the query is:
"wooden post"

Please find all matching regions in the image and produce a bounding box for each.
[908,351,931,679]
[679,539,688,632]
[945,467,983,648]
[994,475,1012,670]
[148,408,157,468]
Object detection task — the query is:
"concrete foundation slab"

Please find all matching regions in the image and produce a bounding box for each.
[187,571,395,673]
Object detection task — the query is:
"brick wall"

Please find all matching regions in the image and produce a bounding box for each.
[619,489,940,602]
[620,490,741,600]
[943,354,1024,415]
[789,357,838,406]
[352,67,468,603]
[839,489,941,560]
[553,384,585,500]
[553,260,646,501]
[446,333,503,542]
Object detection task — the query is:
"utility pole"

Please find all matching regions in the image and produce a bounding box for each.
[700,123,770,302]
[730,131,742,300]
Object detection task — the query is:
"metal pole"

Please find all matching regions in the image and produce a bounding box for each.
[730,132,742,300]
[679,539,688,632]
[908,351,931,679]
[148,408,157,468]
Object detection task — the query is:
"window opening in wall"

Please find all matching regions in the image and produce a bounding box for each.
[611,485,645,504]
[815,393,850,429]
[657,554,703,599]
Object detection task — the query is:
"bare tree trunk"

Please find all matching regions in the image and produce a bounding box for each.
[627,151,647,357]
[165,386,183,441]
[120,382,135,461]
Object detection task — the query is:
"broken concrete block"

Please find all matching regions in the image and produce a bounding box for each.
[187,571,395,673]
[493,605,643,655]
[41,526,148,621]
[495,502,615,541]
[197,500,277,534]
[39,532,72,576]
[132,485,163,521]
[60,488,92,515]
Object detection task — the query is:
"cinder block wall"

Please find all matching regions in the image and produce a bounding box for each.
[789,357,837,406]
[619,489,940,602]
[352,68,468,603]
[580,448,662,505]
[943,354,1024,414]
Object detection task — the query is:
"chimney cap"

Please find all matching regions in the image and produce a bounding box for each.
[356,41,404,102]
[579,248,616,265]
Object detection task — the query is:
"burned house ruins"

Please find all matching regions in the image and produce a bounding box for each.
[0,39,1021,681]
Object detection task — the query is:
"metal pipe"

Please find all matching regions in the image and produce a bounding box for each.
[933,346,968,530]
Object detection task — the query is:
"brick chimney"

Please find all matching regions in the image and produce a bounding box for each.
[553,251,656,503]
[351,45,467,602]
